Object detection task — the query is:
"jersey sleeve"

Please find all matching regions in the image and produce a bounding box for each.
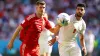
[20,14,34,29]
[80,21,86,34]
[20,16,30,29]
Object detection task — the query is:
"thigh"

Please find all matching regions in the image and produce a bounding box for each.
[45,43,52,53]
[20,43,23,56]
[20,44,40,56]
[48,45,52,54]
[39,44,44,55]
[30,45,40,56]
[20,43,27,56]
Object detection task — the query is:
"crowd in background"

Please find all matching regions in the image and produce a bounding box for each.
[0,0,100,56]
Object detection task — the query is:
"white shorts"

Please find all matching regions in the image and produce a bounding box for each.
[39,36,52,55]
[58,42,81,56]
[39,41,52,54]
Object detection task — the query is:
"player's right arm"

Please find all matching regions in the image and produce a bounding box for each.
[7,25,23,50]
[7,14,34,50]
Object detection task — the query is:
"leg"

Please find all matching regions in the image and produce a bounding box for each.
[20,43,23,56]
[20,44,40,56]
[20,43,27,56]
[20,43,33,56]
[45,42,52,56]
[30,45,40,56]
[40,43,45,56]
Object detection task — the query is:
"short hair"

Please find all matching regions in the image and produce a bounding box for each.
[77,3,86,8]
[36,0,46,5]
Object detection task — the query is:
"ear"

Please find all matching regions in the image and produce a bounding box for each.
[84,10,85,13]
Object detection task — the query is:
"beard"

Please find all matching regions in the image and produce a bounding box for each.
[39,11,45,16]
[76,13,83,17]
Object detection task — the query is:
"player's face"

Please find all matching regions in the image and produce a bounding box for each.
[36,4,46,15]
[76,7,85,17]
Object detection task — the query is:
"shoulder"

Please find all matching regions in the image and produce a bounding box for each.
[82,19,86,26]
[81,19,86,28]
[69,14,75,21]
[49,21,55,27]
[26,14,35,21]
[69,14,75,18]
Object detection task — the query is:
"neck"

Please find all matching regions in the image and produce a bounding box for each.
[36,13,43,18]
[75,14,82,21]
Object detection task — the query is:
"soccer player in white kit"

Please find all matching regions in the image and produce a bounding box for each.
[49,3,87,56]
[39,13,55,56]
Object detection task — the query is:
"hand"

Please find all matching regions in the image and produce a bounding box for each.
[82,47,87,56]
[7,41,13,50]
[48,37,56,46]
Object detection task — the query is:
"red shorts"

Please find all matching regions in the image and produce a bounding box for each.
[20,43,40,56]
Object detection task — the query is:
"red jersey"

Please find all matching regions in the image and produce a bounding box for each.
[20,13,52,46]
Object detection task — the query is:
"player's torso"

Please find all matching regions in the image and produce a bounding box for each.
[58,14,84,43]
[25,16,46,45]
[27,17,45,33]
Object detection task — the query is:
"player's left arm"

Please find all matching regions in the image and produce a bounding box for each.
[79,22,87,55]
[44,17,61,35]
[49,24,61,34]
[79,33,87,55]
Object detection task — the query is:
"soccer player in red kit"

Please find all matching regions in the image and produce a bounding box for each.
[7,1,60,56]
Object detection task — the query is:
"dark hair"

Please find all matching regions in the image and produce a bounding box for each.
[36,0,46,5]
[77,3,86,8]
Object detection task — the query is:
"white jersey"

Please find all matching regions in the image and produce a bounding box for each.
[58,14,86,44]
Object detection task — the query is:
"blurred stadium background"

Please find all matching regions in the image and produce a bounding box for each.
[0,0,100,56]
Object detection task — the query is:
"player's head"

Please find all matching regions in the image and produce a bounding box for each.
[76,3,86,17]
[36,0,46,16]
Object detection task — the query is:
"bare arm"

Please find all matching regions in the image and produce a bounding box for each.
[7,25,23,49]
[49,24,61,34]
[48,24,60,46]
[10,25,23,42]
[79,33,87,55]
